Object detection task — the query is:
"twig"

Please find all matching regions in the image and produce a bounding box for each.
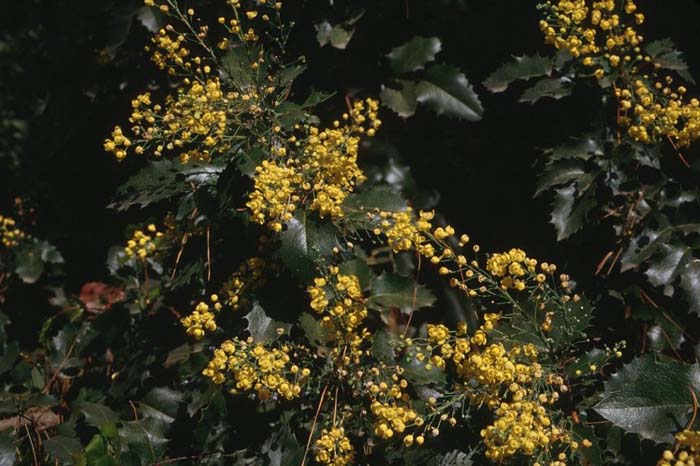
[207,225,212,282]
[42,337,78,394]
[301,385,329,466]
[687,388,698,430]
[606,247,623,275]
[595,251,613,276]
[24,424,38,466]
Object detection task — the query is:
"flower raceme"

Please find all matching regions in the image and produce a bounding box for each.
[0,215,26,249]
[539,0,700,147]
[246,99,381,231]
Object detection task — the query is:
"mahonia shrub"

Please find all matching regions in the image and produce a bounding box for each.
[100,2,625,465]
[3,1,700,466]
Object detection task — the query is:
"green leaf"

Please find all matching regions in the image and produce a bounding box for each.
[222,46,255,87]
[79,402,119,429]
[371,330,396,365]
[645,39,695,84]
[263,425,302,466]
[415,64,483,121]
[342,186,407,229]
[315,21,354,50]
[566,348,606,378]
[367,273,436,314]
[13,239,63,283]
[380,80,418,118]
[109,160,223,211]
[387,36,442,75]
[681,260,700,315]
[549,135,604,161]
[302,90,335,108]
[483,54,553,93]
[621,225,700,272]
[0,341,19,375]
[276,213,339,282]
[14,241,45,284]
[0,433,15,466]
[118,418,169,464]
[550,184,594,240]
[140,387,182,423]
[401,352,446,386]
[594,354,700,443]
[44,435,83,465]
[244,302,292,344]
[519,77,572,104]
[535,159,587,196]
[338,259,371,290]
[437,450,474,466]
[645,243,693,289]
[298,313,324,348]
[84,434,107,463]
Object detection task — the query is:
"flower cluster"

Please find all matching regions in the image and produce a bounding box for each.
[539,0,700,147]
[619,77,700,147]
[123,224,164,260]
[313,427,355,466]
[658,430,700,466]
[224,257,266,310]
[307,270,369,364]
[181,294,222,339]
[486,248,537,291]
[539,0,644,64]
[481,400,560,462]
[0,215,26,248]
[201,337,309,400]
[247,161,302,232]
[247,99,381,231]
[371,400,420,440]
[105,0,284,163]
[305,99,381,218]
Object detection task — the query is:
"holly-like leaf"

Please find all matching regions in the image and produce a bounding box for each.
[645,38,695,83]
[0,434,15,466]
[438,450,474,466]
[483,54,553,93]
[645,243,693,289]
[315,21,354,50]
[140,387,182,423]
[681,260,700,315]
[222,46,256,87]
[415,64,484,121]
[535,159,587,197]
[380,80,418,118]
[387,36,442,75]
[519,77,572,104]
[367,273,436,314]
[118,418,169,464]
[264,425,303,466]
[401,352,446,386]
[43,435,83,465]
[594,354,700,443]
[276,213,340,282]
[298,313,324,348]
[109,160,223,211]
[79,402,119,429]
[549,135,604,161]
[621,225,700,272]
[14,239,63,284]
[371,330,396,365]
[550,185,595,240]
[244,302,291,343]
